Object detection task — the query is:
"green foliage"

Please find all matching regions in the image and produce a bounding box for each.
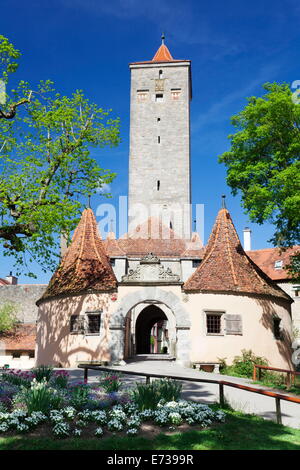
[0,302,18,333]
[285,251,300,282]
[69,384,90,411]
[219,82,300,251]
[0,36,120,276]
[131,379,182,411]
[220,349,268,378]
[21,379,63,414]
[0,35,20,82]
[32,365,53,382]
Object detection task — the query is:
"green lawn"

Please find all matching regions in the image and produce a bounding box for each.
[1,410,300,450]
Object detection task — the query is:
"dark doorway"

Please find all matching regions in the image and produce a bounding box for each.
[135,305,168,354]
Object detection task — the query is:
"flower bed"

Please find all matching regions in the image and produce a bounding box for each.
[0,367,225,439]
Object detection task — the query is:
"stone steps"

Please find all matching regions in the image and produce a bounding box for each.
[128,354,176,362]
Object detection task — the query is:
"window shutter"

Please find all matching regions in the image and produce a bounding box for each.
[225,315,242,335]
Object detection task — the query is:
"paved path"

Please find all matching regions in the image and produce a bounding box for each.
[70,359,300,429]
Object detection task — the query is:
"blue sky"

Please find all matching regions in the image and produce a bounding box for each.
[0,0,300,283]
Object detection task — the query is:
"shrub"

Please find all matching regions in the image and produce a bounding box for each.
[0,302,19,333]
[220,350,268,378]
[32,365,53,382]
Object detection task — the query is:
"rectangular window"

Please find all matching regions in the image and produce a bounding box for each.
[274,260,283,269]
[158,136,160,143]
[155,94,163,102]
[12,352,21,358]
[87,314,101,334]
[206,314,222,334]
[171,88,181,100]
[137,90,149,102]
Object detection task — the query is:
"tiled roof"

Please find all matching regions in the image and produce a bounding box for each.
[105,217,204,258]
[0,278,9,285]
[247,246,300,281]
[0,323,36,351]
[38,209,117,303]
[184,208,291,302]
[152,43,174,62]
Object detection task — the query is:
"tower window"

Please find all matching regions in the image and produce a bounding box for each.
[158,136,160,144]
[157,180,160,191]
[171,88,181,100]
[155,94,163,102]
[157,117,161,122]
[159,70,163,77]
[137,90,149,102]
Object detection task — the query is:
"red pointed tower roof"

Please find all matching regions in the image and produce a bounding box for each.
[152,39,174,62]
[38,208,117,304]
[130,34,189,65]
[184,206,291,302]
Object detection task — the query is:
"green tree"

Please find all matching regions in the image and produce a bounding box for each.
[0,302,19,333]
[219,82,300,277]
[0,36,120,275]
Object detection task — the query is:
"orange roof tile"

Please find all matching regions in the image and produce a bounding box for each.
[105,217,203,258]
[184,208,291,302]
[38,209,117,303]
[0,323,36,351]
[0,278,9,285]
[152,43,174,62]
[247,246,300,281]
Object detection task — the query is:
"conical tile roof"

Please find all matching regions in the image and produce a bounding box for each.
[152,43,174,62]
[184,208,291,302]
[38,209,117,303]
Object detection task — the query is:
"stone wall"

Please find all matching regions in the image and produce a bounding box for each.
[0,285,46,323]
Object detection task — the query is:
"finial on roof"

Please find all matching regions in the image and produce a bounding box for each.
[161,32,165,45]
[221,195,226,209]
[87,194,91,209]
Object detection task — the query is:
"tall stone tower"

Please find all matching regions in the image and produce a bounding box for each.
[128,36,192,239]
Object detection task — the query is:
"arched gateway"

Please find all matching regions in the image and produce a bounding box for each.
[108,287,191,367]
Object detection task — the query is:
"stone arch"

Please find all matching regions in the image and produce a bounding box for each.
[109,287,191,366]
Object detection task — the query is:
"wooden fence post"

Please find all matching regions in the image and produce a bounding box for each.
[219,383,225,407]
[84,367,88,384]
[253,365,257,381]
[275,397,282,425]
[146,375,151,385]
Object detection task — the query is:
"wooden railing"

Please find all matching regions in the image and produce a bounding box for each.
[78,364,300,425]
[253,364,300,389]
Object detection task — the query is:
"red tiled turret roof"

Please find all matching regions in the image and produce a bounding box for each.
[184,208,291,302]
[38,209,117,303]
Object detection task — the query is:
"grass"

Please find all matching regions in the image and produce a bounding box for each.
[1,410,300,450]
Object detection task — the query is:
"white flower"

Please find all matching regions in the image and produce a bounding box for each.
[95,427,104,437]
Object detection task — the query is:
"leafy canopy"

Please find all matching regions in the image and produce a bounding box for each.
[0,36,120,276]
[219,82,300,248]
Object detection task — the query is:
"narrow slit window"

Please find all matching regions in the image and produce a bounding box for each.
[155,94,163,102]
[159,70,163,77]
[158,136,160,143]
[157,180,160,191]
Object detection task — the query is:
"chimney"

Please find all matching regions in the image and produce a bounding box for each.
[243,227,252,251]
[5,271,18,285]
